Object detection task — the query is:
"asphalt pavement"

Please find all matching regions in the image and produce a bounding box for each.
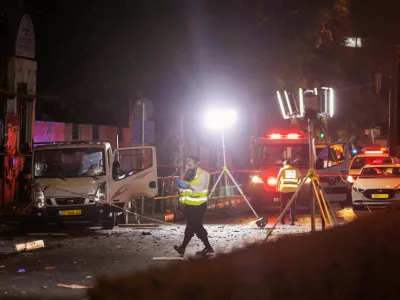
[0,207,357,300]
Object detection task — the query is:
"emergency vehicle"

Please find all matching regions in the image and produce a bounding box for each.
[352,164,400,211]
[30,141,157,229]
[249,131,311,209]
[346,147,398,184]
[249,131,354,209]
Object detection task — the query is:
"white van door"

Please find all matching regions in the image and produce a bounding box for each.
[315,142,350,203]
[109,146,158,205]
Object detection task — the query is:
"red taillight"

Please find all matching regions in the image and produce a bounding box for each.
[267,176,277,186]
[269,133,282,139]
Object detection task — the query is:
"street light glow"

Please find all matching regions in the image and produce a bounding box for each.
[204,109,237,130]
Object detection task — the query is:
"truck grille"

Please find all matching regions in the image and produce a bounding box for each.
[55,197,86,205]
[362,189,398,200]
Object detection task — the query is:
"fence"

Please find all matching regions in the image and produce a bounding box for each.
[150,170,254,214]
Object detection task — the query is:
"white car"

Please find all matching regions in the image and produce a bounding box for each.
[347,147,397,183]
[352,164,400,211]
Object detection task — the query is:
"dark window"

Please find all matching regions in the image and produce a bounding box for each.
[72,124,79,140]
[93,125,99,140]
[118,127,123,141]
[350,156,392,170]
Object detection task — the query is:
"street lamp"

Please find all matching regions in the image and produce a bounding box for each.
[204,108,266,228]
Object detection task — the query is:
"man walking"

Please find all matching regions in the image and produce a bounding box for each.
[276,159,301,225]
[174,156,213,256]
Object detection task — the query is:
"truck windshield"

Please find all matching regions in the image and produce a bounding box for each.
[255,144,309,167]
[34,148,106,179]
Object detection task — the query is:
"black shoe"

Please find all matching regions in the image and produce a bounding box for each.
[196,247,214,256]
[290,221,295,226]
[174,245,185,256]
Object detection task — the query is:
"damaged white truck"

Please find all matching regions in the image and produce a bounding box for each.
[30,141,158,230]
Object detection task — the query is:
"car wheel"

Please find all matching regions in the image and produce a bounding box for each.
[101,214,116,230]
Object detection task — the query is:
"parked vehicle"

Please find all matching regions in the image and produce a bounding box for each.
[352,164,400,211]
[31,141,157,229]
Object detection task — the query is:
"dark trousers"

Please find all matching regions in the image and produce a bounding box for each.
[280,192,296,222]
[181,202,211,248]
[184,202,208,238]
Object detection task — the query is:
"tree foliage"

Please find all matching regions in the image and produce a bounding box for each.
[260,0,352,90]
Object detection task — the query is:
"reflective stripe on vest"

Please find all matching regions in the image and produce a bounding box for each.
[279,166,299,192]
[179,168,210,206]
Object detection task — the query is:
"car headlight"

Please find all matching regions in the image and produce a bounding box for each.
[251,175,263,184]
[352,187,365,193]
[95,181,107,201]
[33,186,45,208]
[347,175,354,183]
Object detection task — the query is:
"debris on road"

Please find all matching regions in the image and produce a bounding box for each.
[18,269,25,273]
[14,240,45,252]
[57,283,93,289]
[152,257,184,261]
[44,265,57,270]
[141,231,152,236]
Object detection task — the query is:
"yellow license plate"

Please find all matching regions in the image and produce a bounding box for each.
[371,194,389,199]
[59,210,82,216]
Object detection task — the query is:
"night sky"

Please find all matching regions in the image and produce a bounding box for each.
[2,0,399,136]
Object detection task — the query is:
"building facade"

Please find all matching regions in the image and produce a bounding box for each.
[1,2,37,207]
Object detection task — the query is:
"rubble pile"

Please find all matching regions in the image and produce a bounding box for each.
[89,206,400,300]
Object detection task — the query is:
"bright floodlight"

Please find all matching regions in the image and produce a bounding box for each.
[204,109,237,130]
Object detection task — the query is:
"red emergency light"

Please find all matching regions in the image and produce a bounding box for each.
[362,147,388,154]
[287,133,300,139]
[269,133,282,139]
[267,176,277,186]
[268,133,303,140]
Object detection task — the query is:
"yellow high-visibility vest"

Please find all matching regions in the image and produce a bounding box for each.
[179,168,210,206]
[278,165,301,192]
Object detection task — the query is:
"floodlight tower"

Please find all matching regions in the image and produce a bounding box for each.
[204,108,266,228]
[277,87,335,231]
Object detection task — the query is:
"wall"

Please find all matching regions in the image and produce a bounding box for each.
[33,121,134,149]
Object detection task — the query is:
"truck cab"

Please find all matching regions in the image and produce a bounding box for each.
[31,141,157,229]
[249,132,311,209]
[248,132,355,209]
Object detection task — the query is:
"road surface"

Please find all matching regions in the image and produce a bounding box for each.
[0,207,357,300]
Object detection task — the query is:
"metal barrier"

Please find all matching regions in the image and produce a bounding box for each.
[150,170,255,214]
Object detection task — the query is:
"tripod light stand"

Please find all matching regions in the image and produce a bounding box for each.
[204,109,266,228]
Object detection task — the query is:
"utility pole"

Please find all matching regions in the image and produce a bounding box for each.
[141,100,146,215]
[307,118,316,231]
